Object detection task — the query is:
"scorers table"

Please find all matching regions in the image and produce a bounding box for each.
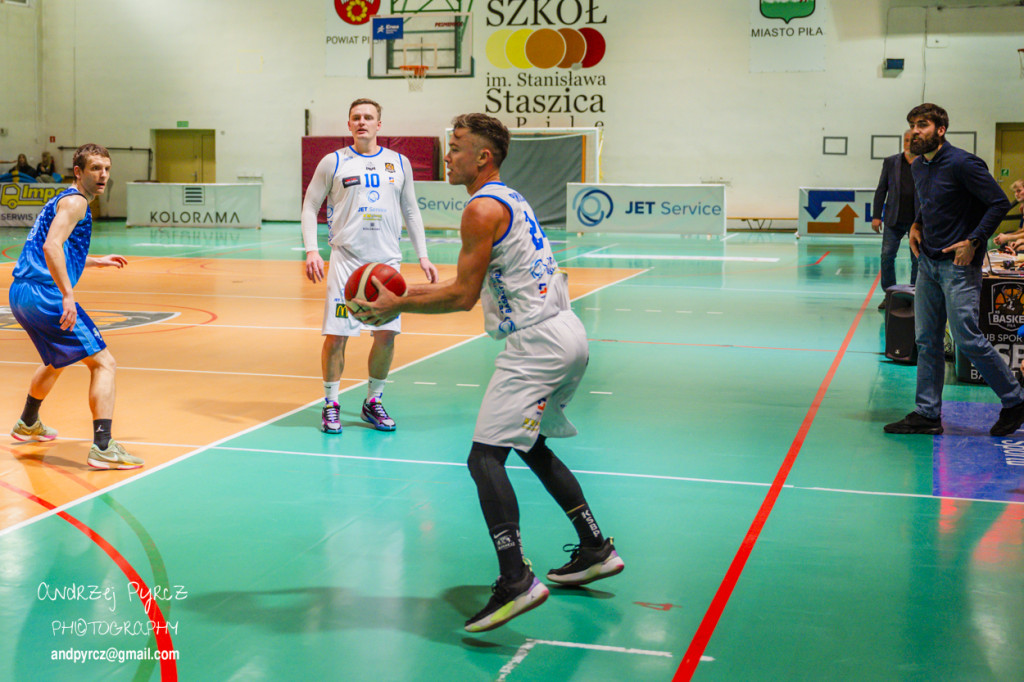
[956,252,1024,383]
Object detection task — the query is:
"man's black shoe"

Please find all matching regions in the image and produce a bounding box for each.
[990,400,1024,436]
[884,412,943,435]
[878,300,887,311]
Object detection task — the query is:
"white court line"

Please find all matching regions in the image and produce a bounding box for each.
[155,322,476,337]
[497,639,677,681]
[0,360,328,381]
[620,284,869,298]
[0,274,664,537]
[580,254,780,263]
[201,448,1024,507]
[590,391,612,395]
[456,383,479,387]
[720,233,737,241]
[560,243,619,262]
[0,331,491,539]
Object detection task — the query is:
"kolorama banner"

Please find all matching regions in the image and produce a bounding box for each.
[126,183,262,228]
[750,0,827,73]
[416,181,470,229]
[0,183,70,227]
[567,183,726,235]
[798,187,879,237]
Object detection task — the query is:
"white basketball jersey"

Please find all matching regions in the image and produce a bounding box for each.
[472,182,570,339]
[321,146,423,262]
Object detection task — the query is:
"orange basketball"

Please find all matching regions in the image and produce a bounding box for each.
[344,263,406,313]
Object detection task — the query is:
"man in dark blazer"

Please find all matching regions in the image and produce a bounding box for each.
[872,130,918,309]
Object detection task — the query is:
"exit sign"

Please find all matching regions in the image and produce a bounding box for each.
[176,121,189,128]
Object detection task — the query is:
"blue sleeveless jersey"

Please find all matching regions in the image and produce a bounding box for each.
[12,188,92,287]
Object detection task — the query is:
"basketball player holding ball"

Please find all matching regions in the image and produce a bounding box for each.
[300,98,438,434]
[352,113,623,633]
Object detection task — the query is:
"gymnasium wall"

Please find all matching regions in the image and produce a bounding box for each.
[3,0,1022,222]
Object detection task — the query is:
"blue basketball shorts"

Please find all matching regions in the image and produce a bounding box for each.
[9,279,106,368]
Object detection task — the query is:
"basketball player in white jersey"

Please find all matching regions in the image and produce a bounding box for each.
[301,98,438,435]
[352,113,623,633]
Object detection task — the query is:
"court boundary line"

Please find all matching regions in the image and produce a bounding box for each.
[0,268,647,538]
[497,638,675,681]
[672,273,881,680]
[0,332,491,539]
[205,445,1024,507]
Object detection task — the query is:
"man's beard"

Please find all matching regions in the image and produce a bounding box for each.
[909,134,941,155]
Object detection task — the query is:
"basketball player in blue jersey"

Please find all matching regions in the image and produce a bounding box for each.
[8,144,142,470]
[353,113,623,632]
[300,98,438,435]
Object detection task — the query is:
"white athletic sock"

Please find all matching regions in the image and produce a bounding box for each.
[324,381,340,404]
[367,377,386,403]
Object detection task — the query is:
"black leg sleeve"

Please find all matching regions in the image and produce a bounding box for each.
[516,435,586,512]
[467,441,518,529]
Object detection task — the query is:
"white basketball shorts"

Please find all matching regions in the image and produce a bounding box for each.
[474,310,589,451]
[322,247,402,337]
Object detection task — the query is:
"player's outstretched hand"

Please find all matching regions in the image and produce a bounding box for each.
[419,257,439,284]
[305,251,325,283]
[90,254,127,268]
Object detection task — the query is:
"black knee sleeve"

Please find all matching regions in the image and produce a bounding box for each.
[467,441,517,528]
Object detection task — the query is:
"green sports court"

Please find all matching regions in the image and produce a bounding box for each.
[3,0,1024,680]
[3,222,1023,680]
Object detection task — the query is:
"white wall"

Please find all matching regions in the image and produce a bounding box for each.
[4,0,1023,220]
[0,1,40,169]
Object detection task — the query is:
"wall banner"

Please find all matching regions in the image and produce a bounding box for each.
[325,0,378,77]
[750,0,827,73]
[0,183,69,227]
[126,183,262,228]
[416,181,469,229]
[567,183,726,235]
[798,187,879,237]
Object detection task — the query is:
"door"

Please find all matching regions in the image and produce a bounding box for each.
[995,123,1024,201]
[154,130,216,183]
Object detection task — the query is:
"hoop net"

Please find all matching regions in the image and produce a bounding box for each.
[400,65,428,92]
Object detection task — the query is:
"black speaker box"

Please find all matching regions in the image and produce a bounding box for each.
[884,285,917,364]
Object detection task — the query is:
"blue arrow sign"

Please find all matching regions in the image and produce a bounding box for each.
[805,190,855,220]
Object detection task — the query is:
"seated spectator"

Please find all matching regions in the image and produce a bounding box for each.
[7,154,38,179]
[35,151,59,182]
[993,179,1024,249]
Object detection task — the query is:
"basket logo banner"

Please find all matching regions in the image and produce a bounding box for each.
[989,282,1024,332]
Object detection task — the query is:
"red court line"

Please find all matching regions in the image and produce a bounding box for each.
[810,250,831,266]
[673,273,880,680]
[0,478,179,680]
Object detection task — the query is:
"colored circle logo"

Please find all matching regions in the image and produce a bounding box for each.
[486,27,605,69]
[334,0,381,25]
[573,188,613,227]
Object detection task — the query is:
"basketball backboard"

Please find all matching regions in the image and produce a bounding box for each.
[369,12,473,79]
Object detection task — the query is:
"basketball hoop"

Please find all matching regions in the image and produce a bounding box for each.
[400,65,428,92]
